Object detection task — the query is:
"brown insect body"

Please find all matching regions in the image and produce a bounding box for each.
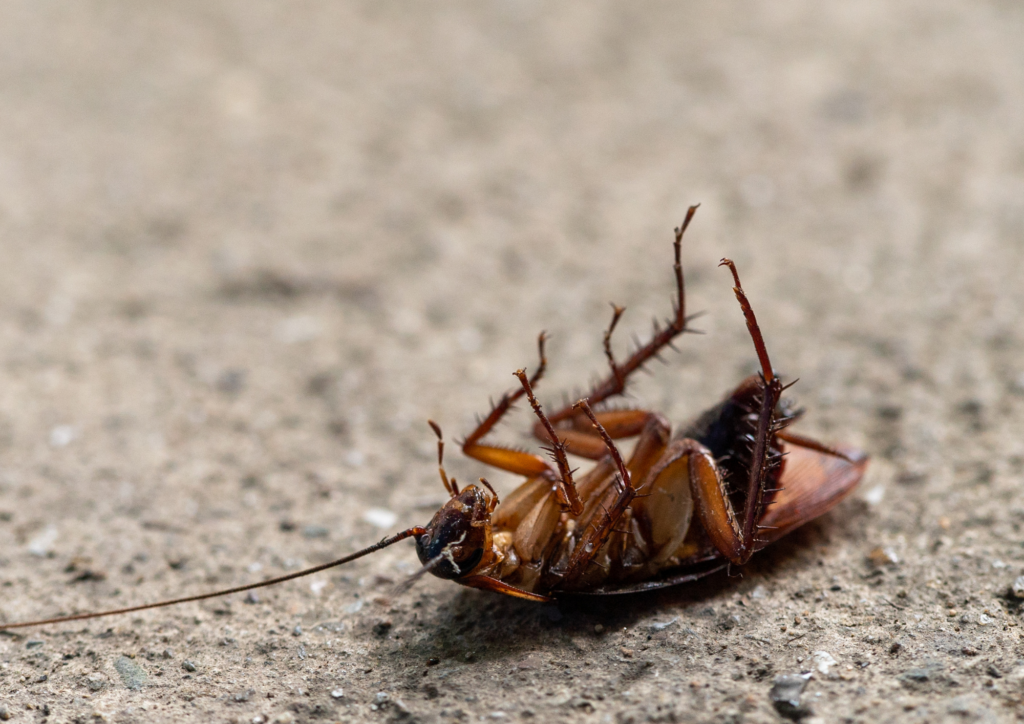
[419,379,866,604]
[413,207,867,603]
[0,206,866,630]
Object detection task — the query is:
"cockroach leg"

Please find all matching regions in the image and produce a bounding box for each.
[460,333,556,479]
[536,408,664,460]
[515,369,584,515]
[776,429,857,463]
[720,258,784,564]
[539,205,699,440]
[718,258,773,384]
[574,400,631,489]
[603,303,627,392]
[683,436,751,565]
[560,400,639,584]
[459,575,552,602]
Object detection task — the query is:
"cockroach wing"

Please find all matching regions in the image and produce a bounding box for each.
[757,441,868,545]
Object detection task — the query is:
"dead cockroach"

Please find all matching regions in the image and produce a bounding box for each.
[1,206,866,629]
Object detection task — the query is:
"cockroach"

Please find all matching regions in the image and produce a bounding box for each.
[1,205,866,629]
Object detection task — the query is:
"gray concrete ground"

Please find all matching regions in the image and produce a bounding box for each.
[1,2,1024,722]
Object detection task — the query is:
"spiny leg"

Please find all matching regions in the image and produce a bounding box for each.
[714,258,784,564]
[718,258,774,385]
[602,303,627,394]
[561,399,640,585]
[461,333,556,478]
[537,206,700,440]
[514,369,583,515]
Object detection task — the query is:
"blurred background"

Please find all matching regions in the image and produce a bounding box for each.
[0,2,1023,721]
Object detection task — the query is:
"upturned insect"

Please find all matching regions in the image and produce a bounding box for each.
[2,206,866,628]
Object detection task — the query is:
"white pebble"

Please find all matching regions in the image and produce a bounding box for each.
[813,650,837,676]
[49,425,77,447]
[28,526,58,557]
[863,484,885,506]
[1013,576,1024,599]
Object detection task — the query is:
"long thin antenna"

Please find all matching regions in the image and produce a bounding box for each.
[0,526,427,631]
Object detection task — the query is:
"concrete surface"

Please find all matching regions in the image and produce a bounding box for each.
[1,2,1023,722]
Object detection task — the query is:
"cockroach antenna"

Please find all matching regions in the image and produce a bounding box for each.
[0,528,426,630]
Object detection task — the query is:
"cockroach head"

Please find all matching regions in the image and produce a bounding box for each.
[415,485,492,580]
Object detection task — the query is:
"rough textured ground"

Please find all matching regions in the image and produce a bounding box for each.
[1,2,1024,723]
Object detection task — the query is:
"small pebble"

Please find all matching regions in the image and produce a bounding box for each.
[26,640,44,649]
[867,546,899,567]
[114,656,147,690]
[181,660,197,672]
[0,705,9,721]
[813,651,837,676]
[162,648,174,659]
[594,624,604,634]
[292,625,303,637]
[27,525,58,557]
[900,665,938,683]
[863,484,885,505]
[49,425,77,447]
[373,620,393,636]
[331,688,344,699]
[1011,576,1024,599]
[770,673,812,721]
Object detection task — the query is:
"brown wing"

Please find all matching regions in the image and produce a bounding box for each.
[758,441,868,544]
